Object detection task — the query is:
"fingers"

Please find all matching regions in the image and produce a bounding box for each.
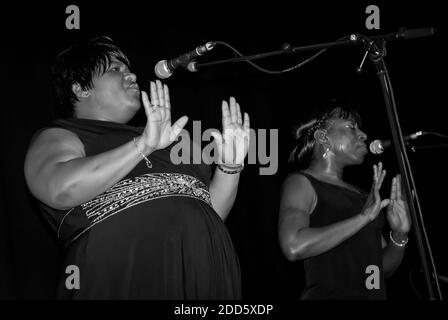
[377,162,384,184]
[372,164,378,191]
[373,162,386,190]
[164,83,171,110]
[230,97,237,124]
[390,176,397,201]
[378,167,386,190]
[236,102,243,126]
[222,97,244,127]
[162,84,171,122]
[150,81,159,106]
[156,80,165,107]
[148,81,170,121]
[244,112,250,133]
[222,100,231,128]
[149,80,166,107]
[375,162,384,176]
[396,174,402,200]
[141,91,152,115]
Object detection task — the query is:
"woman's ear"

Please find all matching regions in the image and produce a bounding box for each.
[314,129,330,149]
[72,83,90,99]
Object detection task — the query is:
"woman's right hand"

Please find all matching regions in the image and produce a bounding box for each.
[362,162,390,222]
[139,80,188,153]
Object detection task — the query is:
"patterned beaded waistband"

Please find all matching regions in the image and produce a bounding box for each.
[57,173,212,245]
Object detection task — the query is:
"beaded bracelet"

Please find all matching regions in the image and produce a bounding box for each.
[133,137,152,169]
[217,163,244,174]
[389,230,408,247]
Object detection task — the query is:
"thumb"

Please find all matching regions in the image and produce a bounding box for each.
[210,131,223,149]
[170,116,188,141]
[380,199,390,209]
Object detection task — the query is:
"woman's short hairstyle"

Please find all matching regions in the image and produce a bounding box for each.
[289,104,362,170]
[51,36,131,118]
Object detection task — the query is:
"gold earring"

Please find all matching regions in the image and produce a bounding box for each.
[323,148,330,159]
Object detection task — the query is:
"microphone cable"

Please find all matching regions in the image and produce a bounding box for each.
[212,35,350,75]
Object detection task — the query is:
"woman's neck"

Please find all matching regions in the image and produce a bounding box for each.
[307,159,344,182]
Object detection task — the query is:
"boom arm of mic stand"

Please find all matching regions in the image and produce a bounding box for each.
[193,28,434,71]
[191,49,288,70]
[192,37,358,71]
[366,38,443,300]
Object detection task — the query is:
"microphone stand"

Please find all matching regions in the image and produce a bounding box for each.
[191,28,435,71]
[193,28,441,300]
[359,35,442,300]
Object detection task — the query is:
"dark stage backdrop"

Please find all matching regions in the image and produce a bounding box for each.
[1,2,446,300]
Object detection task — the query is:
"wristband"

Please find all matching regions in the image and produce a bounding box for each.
[217,163,244,174]
[389,230,408,247]
[133,137,152,169]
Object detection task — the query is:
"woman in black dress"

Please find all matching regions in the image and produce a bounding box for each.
[24,36,249,299]
[278,106,411,299]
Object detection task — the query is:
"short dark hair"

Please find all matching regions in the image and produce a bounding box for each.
[51,36,131,118]
[289,103,362,170]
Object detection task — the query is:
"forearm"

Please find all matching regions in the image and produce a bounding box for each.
[49,136,153,209]
[382,231,407,277]
[209,168,240,220]
[285,213,370,260]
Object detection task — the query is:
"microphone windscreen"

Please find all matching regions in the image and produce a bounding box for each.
[154,60,171,79]
[369,140,383,154]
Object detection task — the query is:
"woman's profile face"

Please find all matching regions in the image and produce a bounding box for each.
[87,58,141,123]
[326,117,368,165]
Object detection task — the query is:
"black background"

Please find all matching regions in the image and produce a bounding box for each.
[1,1,446,301]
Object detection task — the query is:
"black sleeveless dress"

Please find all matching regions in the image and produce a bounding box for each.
[34,118,241,299]
[297,172,386,300]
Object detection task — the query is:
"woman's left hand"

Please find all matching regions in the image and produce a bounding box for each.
[387,174,412,235]
[211,97,250,166]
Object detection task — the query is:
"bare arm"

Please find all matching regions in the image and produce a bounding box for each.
[382,175,411,277]
[209,168,240,221]
[382,232,407,278]
[24,128,153,210]
[24,80,188,210]
[209,97,250,220]
[279,174,369,260]
[279,163,390,261]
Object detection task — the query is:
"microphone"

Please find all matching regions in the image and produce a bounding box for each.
[369,131,425,154]
[396,27,436,40]
[154,42,215,79]
[369,27,436,42]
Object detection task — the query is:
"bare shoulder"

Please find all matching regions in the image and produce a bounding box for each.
[279,173,317,247]
[26,128,85,159]
[282,173,313,191]
[280,173,317,215]
[24,128,85,193]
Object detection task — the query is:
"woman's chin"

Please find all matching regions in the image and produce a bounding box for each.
[355,154,366,164]
[128,100,141,111]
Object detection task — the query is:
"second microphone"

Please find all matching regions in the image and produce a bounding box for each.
[369,131,425,154]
